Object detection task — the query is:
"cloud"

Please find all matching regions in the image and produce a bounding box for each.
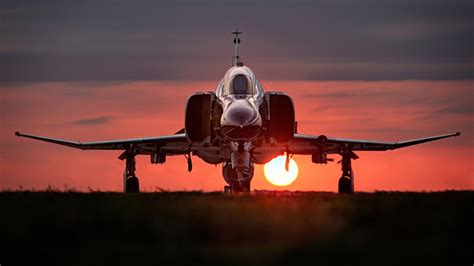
[71,116,112,125]
[0,0,472,82]
[436,102,474,115]
[371,21,472,40]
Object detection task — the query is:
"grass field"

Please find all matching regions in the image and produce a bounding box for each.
[1,191,473,265]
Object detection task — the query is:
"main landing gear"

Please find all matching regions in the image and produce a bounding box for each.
[122,151,139,193]
[338,146,358,194]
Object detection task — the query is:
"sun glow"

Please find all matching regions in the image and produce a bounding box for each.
[264,155,299,186]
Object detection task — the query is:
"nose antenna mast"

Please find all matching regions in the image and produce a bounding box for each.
[232,29,243,66]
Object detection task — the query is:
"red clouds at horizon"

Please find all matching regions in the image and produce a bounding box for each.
[1,80,472,191]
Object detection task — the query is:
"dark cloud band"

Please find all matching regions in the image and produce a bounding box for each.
[1,0,472,82]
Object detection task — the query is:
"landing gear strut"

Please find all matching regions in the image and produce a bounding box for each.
[123,151,139,193]
[338,146,356,194]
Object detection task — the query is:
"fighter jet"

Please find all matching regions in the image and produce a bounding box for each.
[15,30,461,193]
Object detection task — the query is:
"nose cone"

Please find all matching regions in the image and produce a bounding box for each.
[221,100,260,127]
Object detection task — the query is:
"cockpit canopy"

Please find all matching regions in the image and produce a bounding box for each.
[216,66,264,99]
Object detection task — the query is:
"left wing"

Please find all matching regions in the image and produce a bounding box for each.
[15,131,191,156]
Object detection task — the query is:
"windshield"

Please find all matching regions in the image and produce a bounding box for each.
[232,75,249,95]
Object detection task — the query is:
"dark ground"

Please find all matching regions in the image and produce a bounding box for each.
[1,191,473,266]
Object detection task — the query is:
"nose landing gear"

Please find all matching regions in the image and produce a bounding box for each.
[223,141,255,193]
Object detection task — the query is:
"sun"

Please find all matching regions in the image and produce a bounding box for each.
[264,154,299,186]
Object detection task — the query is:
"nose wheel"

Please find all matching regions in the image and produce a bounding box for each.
[222,162,253,194]
[224,180,251,194]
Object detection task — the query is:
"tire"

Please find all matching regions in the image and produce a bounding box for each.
[230,181,251,193]
[338,176,352,194]
[126,176,139,193]
[240,181,251,193]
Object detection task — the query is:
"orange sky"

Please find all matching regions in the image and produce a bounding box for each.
[1,80,472,191]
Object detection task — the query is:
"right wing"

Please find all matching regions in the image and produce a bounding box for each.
[15,131,191,156]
